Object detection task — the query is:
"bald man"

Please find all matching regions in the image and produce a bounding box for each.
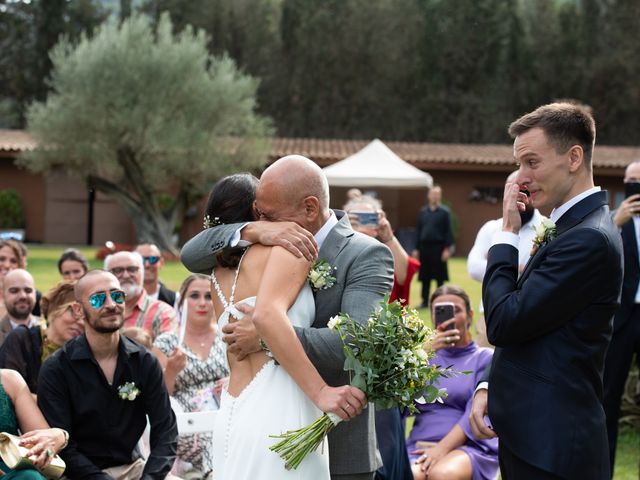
[0,269,39,347]
[181,156,394,480]
[37,270,178,479]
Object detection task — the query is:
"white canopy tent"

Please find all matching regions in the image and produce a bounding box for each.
[322,139,433,188]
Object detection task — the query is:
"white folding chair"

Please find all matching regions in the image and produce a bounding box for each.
[174,410,218,435]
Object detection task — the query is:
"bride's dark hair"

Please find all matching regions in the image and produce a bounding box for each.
[205,173,259,268]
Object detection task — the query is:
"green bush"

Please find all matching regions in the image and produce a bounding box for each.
[0,189,26,228]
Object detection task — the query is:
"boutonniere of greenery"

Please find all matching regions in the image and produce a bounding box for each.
[117,382,141,401]
[530,218,557,256]
[308,259,337,291]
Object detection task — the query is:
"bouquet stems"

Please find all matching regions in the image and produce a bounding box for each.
[269,413,342,470]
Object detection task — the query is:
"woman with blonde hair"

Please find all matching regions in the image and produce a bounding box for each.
[153,273,228,477]
[0,282,85,394]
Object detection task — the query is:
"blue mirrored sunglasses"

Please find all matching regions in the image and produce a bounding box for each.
[143,256,160,265]
[89,290,126,309]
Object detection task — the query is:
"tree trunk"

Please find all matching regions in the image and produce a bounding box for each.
[88,175,180,255]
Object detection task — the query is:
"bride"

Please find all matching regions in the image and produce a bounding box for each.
[206,174,365,479]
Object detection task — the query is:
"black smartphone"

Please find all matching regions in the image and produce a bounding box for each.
[433,302,455,331]
[351,211,379,228]
[625,182,640,198]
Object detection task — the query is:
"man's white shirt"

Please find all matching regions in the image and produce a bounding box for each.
[9,315,37,329]
[468,209,544,282]
[468,209,543,314]
[491,187,601,250]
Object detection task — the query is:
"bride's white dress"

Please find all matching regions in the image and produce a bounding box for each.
[210,265,330,479]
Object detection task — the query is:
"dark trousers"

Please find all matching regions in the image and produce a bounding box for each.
[374,409,412,480]
[420,278,444,306]
[332,474,375,480]
[418,243,448,305]
[499,443,564,480]
[603,303,640,477]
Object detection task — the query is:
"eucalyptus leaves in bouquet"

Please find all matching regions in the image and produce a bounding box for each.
[270,296,457,470]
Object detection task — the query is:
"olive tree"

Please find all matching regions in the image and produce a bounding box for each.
[20,12,272,252]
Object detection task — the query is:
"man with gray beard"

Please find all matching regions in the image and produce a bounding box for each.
[104,251,178,340]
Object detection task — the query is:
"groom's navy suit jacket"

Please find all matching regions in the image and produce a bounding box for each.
[482,191,623,479]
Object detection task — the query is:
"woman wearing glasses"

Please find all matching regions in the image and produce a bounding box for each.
[153,274,229,477]
[0,282,85,394]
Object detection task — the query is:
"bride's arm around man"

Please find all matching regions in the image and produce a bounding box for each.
[182,155,394,479]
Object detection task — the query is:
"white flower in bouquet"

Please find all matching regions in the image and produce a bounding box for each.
[327,315,342,330]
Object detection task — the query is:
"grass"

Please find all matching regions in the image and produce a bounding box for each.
[23,246,640,478]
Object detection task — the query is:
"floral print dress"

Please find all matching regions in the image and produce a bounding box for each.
[154,332,229,474]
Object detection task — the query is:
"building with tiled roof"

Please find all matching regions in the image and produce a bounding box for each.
[1,129,638,254]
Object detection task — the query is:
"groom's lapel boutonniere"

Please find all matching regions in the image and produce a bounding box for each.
[117,381,141,401]
[530,217,557,256]
[308,259,337,292]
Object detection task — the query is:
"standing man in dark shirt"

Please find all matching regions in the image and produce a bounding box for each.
[412,185,454,307]
[37,270,177,479]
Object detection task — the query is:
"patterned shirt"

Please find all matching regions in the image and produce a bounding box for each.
[124,291,178,340]
[154,332,229,472]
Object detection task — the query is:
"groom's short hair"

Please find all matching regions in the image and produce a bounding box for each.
[508,102,596,168]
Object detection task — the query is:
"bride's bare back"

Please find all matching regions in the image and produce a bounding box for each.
[211,244,278,397]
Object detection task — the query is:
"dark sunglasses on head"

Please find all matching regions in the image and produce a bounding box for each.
[143,256,160,265]
[89,290,126,309]
[110,266,140,276]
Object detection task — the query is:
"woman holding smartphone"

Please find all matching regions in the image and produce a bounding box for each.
[407,285,498,480]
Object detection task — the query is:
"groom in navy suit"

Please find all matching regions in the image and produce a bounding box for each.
[469,102,623,479]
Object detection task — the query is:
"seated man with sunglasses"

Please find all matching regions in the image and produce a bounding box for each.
[105,251,178,341]
[134,244,177,309]
[37,270,178,480]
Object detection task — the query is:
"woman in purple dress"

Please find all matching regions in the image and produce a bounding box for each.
[407,285,498,480]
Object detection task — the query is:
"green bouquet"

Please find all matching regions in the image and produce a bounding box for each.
[269,295,457,470]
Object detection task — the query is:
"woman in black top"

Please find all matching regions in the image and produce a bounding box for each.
[0,281,85,393]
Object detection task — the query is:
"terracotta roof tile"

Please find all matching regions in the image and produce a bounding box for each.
[2,130,638,169]
[0,129,36,152]
[271,138,640,170]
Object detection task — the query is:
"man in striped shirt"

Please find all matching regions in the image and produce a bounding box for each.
[105,251,178,340]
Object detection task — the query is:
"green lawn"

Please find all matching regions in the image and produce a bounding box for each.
[23,246,640,478]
